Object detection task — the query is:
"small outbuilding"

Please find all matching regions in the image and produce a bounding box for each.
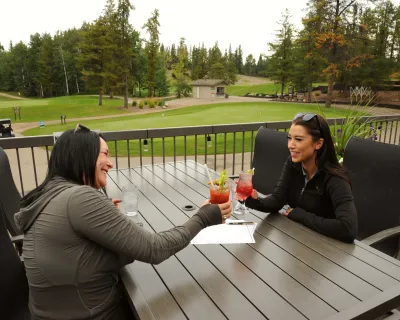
[192,79,229,99]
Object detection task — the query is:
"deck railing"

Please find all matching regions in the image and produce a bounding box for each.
[1,115,399,195]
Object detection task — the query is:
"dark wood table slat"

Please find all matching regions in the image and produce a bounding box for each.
[253,220,380,301]
[282,218,400,275]
[326,284,400,320]
[259,213,400,291]
[119,267,156,320]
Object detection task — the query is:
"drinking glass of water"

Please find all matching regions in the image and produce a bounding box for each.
[122,185,138,217]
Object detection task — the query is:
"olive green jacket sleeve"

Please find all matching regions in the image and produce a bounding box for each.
[67,186,222,265]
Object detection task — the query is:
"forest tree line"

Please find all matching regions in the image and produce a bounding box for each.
[0,0,399,107]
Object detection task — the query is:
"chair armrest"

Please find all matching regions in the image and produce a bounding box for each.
[229,175,239,179]
[11,234,24,244]
[362,226,400,246]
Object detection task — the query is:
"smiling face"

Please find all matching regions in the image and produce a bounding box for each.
[288,124,323,165]
[95,138,113,188]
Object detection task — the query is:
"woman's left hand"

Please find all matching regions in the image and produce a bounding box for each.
[282,207,293,216]
[112,199,122,209]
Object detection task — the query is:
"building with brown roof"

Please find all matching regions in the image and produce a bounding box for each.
[192,79,229,99]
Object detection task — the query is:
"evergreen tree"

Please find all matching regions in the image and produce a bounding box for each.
[79,19,109,105]
[155,54,170,96]
[115,0,134,107]
[268,9,295,97]
[172,37,191,98]
[143,9,160,97]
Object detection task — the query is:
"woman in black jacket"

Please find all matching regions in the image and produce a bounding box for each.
[246,113,358,242]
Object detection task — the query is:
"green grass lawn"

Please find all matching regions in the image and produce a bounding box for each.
[0,95,133,122]
[23,101,351,157]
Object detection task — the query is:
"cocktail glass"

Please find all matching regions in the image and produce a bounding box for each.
[234,172,253,214]
[209,181,231,204]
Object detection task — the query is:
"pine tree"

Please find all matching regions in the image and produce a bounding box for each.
[115,0,134,107]
[172,38,191,98]
[143,9,160,98]
[268,9,295,97]
[79,19,109,105]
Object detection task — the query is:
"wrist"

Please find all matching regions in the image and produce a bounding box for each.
[257,192,267,201]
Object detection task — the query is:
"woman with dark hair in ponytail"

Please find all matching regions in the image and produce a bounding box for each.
[246,113,358,243]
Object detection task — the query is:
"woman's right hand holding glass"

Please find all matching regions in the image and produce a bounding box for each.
[201,199,232,223]
[251,189,258,199]
[218,200,232,222]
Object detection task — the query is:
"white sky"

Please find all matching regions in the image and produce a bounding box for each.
[1,0,309,58]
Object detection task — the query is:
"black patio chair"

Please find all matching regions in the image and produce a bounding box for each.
[0,206,30,319]
[250,127,290,196]
[343,136,400,259]
[0,147,23,254]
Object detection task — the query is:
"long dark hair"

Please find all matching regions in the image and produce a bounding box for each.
[292,114,350,184]
[22,124,103,203]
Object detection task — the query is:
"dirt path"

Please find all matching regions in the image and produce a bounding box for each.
[0,92,28,100]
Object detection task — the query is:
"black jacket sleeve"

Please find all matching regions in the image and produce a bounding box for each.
[246,157,291,212]
[288,176,358,243]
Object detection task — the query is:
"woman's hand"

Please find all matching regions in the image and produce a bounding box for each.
[282,207,293,216]
[201,199,232,223]
[251,189,258,199]
[218,200,232,222]
[112,199,122,209]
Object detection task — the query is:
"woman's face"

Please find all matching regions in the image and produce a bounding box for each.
[288,124,323,164]
[95,138,113,188]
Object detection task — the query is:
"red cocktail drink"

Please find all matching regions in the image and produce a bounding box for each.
[209,183,230,204]
[236,182,253,200]
[234,172,253,214]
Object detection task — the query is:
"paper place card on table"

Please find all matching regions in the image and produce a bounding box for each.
[191,220,257,245]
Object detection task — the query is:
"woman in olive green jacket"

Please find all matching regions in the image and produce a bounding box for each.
[15,124,231,320]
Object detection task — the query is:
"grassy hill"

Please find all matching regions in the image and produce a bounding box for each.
[0,95,134,122]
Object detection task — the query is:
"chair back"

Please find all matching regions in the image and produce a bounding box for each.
[0,206,30,318]
[343,136,400,255]
[0,147,22,237]
[252,127,290,195]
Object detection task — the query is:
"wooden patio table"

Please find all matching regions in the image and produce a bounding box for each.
[105,161,400,320]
